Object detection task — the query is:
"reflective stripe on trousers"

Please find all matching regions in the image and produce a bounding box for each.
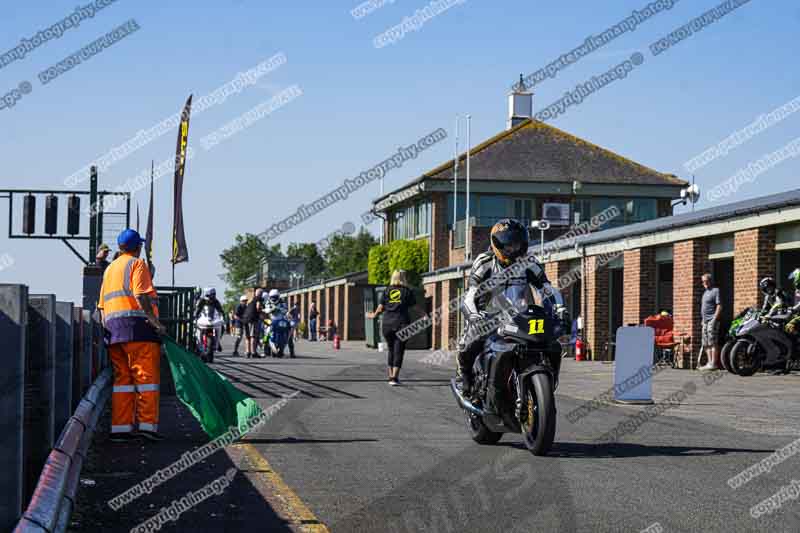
[109,341,161,432]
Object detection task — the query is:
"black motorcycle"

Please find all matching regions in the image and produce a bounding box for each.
[729,314,797,376]
[450,302,565,456]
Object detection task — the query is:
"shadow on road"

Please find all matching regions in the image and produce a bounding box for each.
[243,437,380,445]
[504,441,776,459]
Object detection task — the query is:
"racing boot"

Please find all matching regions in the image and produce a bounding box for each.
[456,351,475,397]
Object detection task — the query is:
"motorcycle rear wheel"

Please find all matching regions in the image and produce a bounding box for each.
[522,373,556,456]
[730,339,762,377]
[466,395,502,445]
[720,339,736,373]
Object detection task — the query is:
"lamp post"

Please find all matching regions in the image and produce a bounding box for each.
[453,115,460,231]
[465,114,472,261]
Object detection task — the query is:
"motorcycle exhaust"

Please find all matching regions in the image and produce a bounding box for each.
[450,378,484,417]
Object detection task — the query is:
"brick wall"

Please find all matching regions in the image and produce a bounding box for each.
[583,255,610,360]
[733,227,776,312]
[470,226,491,259]
[623,248,657,325]
[672,239,710,368]
[431,193,449,271]
[449,229,466,266]
[440,279,452,350]
[333,285,343,332]
[547,261,573,313]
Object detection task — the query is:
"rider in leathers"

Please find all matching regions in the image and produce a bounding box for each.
[194,287,225,350]
[456,219,568,416]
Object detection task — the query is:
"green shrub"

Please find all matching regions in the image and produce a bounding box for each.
[368,244,390,284]
[388,238,429,287]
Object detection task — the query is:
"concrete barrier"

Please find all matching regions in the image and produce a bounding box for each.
[14,368,112,533]
[0,284,28,532]
[80,311,94,394]
[54,302,74,439]
[25,295,57,506]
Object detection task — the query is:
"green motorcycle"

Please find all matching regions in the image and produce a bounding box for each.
[721,307,758,373]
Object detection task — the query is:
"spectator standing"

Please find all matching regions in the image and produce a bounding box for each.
[96,243,111,272]
[232,295,247,356]
[368,270,416,385]
[309,302,318,341]
[699,273,722,370]
[289,303,300,341]
[242,289,264,358]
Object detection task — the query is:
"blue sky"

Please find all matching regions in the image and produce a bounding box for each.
[1,0,798,303]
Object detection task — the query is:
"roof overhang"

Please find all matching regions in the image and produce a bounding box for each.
[424,179,684,198]
[548,203,800,262]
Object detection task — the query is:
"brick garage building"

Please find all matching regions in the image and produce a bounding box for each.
[285,271,370,341]
[540,189,800,367]
[420,189,800,366]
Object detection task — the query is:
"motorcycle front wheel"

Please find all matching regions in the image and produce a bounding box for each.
[521,373,556,456]
[730,339,762,377]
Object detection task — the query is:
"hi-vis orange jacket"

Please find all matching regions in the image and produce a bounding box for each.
[97,253,160,344]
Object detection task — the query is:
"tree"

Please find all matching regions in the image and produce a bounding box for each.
[324,228,378,278]
[219,234,282,306]
[286,242,327,281]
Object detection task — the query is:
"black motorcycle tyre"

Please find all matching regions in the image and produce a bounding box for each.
[522,373,556,456]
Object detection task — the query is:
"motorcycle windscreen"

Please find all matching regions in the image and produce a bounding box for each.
[485,279,532,317]
[488,283,554,342]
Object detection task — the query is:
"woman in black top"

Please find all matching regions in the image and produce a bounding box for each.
[368,270,416,386]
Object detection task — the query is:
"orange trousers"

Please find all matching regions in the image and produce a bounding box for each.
[109,341,161,433]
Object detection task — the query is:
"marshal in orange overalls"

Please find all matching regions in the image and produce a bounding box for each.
[97,253,161,434]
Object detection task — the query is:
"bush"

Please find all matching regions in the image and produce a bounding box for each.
[368,244,390,284]
[388,239,429,287]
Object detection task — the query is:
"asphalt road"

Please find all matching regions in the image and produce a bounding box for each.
[211,340,800,533]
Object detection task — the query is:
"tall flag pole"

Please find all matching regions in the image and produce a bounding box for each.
[171,95,192,285]
[145,160,155,276]
[136,203,140,233]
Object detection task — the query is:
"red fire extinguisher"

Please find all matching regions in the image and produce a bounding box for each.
[333,334,341,350]
[575,338,585,362]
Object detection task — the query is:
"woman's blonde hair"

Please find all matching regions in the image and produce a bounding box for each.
[390,270,407,286]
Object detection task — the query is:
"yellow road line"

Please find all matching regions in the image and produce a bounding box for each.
[236,442,330,532]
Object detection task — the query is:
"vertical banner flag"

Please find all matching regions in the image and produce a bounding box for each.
[145,160,155,273]
[172,95,192,265]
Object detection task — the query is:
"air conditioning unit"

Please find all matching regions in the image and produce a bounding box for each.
[542,203,570,226]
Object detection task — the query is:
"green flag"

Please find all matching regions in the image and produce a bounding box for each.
[163,337,263,439]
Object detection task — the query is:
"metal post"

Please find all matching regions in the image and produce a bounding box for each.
[453,115,459,231]
[97,192,104,251]
[465,114,472,261]
[0,284,27,530]
[89,167,98,263]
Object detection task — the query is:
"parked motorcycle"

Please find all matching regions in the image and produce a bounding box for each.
[721,307,758,373]
[728,314,797,376]
[196,304,224,363]
[450,292,566,456]
[264,306,295,358]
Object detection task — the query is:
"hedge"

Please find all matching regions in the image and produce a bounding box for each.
[368,244,390,284]
[369,238,429,287]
